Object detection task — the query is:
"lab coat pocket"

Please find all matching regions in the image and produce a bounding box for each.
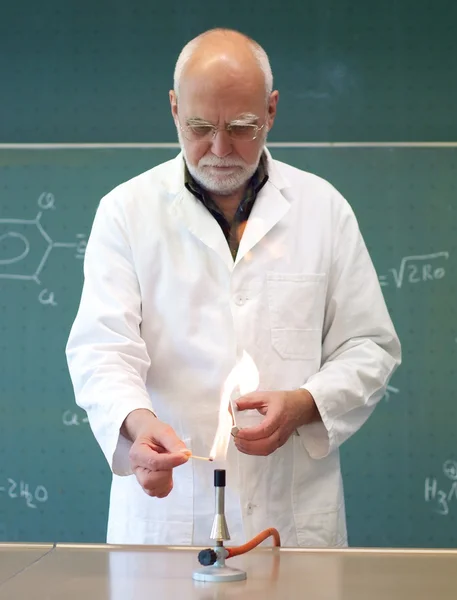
[266,272,326,360]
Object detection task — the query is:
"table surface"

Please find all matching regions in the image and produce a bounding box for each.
[0,544,53,586]
[0,543,457,600]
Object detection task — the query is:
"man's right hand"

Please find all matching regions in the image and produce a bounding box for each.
[122,409,191,498]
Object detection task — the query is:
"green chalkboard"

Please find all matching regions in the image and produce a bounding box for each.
[1,147,456,547]
[1,1,457,143]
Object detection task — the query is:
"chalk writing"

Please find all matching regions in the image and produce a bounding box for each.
[378,252,449,289]
[38,288,58,307]
[424,459,457,516]
[62,410,89,426]
[0,193,87,305]
[0,478,48,509]
[383,385,399,402]
[37,192,56,211]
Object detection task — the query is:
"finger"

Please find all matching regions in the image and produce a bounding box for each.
[234,437,275,457]
[235,426,287,455]
[235,392,267,412]
[135,467,169,489]
[235,429,287,456]
[156,484,173,499]
[236,407,282,442]
[135,468,173,497]
[154,424,191,455]
[131,443,190,471]
[147,440,191,457]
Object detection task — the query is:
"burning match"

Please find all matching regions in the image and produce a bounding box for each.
[190,455,214,462]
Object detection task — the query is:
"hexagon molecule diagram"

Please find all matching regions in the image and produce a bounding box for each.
[0,193,87,306]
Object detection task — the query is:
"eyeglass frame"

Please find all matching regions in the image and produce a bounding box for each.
[177,113,268,142]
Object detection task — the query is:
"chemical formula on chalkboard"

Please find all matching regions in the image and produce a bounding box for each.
[424,460,457,516]
[378,252,449,289]
[0,478,48,510]
[0,192,87,307]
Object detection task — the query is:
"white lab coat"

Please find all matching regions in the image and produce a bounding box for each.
[66,148,401,548]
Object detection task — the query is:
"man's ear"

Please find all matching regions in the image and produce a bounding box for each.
[267,90,279,131]
[169,90,178,122]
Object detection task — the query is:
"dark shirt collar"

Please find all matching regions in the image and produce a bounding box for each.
[183,151,269,259]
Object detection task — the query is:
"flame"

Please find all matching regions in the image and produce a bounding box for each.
[209,351,259,461]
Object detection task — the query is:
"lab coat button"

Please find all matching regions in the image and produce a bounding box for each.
[234,294,249,306]
[246,502,254,515]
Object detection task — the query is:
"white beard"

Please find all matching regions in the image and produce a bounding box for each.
[178,129,266,196]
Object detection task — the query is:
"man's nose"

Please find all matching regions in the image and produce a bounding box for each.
[210,129,232,158]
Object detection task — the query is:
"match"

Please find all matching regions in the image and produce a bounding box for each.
[190,455,213,462]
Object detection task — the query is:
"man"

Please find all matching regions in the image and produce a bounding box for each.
[66,28,401,547]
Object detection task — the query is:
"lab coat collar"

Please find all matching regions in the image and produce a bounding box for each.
[262,146,290,191]
[234,147,291,265]
[167,147,291,270]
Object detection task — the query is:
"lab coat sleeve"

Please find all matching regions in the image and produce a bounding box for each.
[65,192,154,476]
[297,190,401,459]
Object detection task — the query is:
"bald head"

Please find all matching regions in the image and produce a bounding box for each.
[173,29,273,101]
[169,30,278,200]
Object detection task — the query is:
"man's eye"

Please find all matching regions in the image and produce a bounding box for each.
[189,125,213,137]
[229,125,256,139]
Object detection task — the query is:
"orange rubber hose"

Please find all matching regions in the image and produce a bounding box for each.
[226,527,281,558]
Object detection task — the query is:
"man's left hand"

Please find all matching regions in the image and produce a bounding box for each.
[234,389,320,456]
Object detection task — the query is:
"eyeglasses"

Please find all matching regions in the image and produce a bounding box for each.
[179,118,267,142]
